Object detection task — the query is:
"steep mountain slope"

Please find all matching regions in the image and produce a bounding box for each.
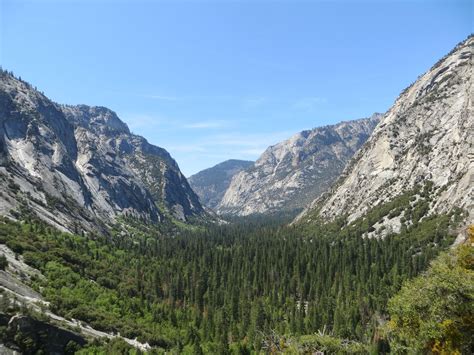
[0,239,151,352]
[217,114,381,216]
[188,159,254,209]
[296,36,473,227]
[0,70,206,232]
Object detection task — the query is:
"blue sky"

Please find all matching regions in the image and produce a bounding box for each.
[1,0,471,176]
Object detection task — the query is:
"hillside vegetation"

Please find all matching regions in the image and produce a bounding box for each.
[0,188,469,353]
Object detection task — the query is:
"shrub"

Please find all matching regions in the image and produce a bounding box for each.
[387,241,474,354]
[0,254,7,270]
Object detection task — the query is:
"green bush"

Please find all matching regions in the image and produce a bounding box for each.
[296,333,368,354]
[387,239,474,354]
[0,254,7,270]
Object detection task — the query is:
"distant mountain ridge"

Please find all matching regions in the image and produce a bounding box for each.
[296,36,473,231]
[188,159,254,209]
[217,114,381,216]
[0,70,207,233]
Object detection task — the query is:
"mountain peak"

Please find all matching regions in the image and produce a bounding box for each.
[189,159,254,209]
[217,115,381,216]
[296,35,473,226]
[0,72,207,232]
[62,104,130,135]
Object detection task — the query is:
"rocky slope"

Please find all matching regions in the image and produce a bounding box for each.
[188,159,254,209]
[0,242,151,352]
[217,114,381,216]
[0,70,206,232]
[296,36,473,227]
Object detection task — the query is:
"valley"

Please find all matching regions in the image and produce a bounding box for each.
[0,8,472,355]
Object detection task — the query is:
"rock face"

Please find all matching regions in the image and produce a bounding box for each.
[2,314,86,354]
[296,36,473,225]
[217,114,381,216]
[188,159,254,209]
[0,71,206,232]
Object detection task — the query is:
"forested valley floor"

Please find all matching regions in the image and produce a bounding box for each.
[0,187,472,354]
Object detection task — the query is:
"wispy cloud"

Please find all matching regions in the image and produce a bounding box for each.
[123,114,169,130]
[181,120,230,129]
[166,130,294,161]
[122,113,301,176]
[166,144,208,153]
[145,94,180,101]
[238,148,267,156]
[141,93,234,102]
[292,96,328,111]
[242,97,267,110]
[123,114,234,132]
[211,131,293,147]
[141,93,271,110]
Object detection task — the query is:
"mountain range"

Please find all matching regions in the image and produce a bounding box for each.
[0,70,207,233]
[296,35,473,236]
[0,35,472,355]
[215,114,381,216]
[1,36,472,232]
[188,159,254,210]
